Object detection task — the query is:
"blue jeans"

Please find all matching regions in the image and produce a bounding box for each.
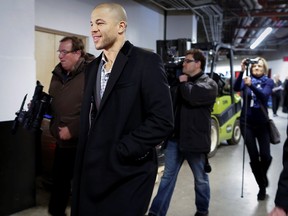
[149,139,210,216]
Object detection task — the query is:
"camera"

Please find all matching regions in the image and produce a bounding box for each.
[164,57,184,86]
[244,58,259,66]
[12,81,52,134]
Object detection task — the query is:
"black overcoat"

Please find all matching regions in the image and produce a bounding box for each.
[274,136,288,212]
[71,41,174,216]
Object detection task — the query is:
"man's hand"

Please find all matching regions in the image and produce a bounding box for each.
[179,74,188,82]
[268,207,287,216]
[58,126,72,140]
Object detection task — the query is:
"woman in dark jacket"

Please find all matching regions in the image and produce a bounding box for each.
[234,57,274,201]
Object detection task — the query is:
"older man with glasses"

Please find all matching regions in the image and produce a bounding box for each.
[47,36,94,216]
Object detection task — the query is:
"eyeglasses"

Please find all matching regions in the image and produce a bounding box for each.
[183,59,197,64]
[57,50,74,55]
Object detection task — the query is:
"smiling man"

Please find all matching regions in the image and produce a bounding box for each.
[71,3,174,216]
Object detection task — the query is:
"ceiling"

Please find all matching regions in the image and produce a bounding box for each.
[134,0,288,56]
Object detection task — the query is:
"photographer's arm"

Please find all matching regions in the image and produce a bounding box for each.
[233,59,249,92]
[179,76,217,107]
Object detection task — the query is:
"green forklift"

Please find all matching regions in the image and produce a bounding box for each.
[205,43,242,156]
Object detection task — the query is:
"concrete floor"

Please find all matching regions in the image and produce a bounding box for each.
[11,110,288,216]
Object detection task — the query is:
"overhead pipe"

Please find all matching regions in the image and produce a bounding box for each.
[204,4,223,42]
[233,0,255,47]
[149,0,188,11]
[164,10,167,40]
[190,3,223,43]
[181,0,211,42]
[149,0,224,43]
[200,6,217,42]
[210,5,223,42]
[183,1,223,43]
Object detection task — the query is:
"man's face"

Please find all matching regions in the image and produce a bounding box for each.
[182,54,200,77]
[90,7,119,51]
[58,40,81,72]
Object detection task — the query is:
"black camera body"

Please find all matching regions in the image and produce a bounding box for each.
[244,58,259,66]
[12,81,52,134]
[165,57,184,87]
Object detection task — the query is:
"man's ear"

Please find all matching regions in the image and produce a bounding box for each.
[118,21,127,34]
[75,50,82,56]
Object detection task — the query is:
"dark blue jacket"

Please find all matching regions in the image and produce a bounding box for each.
[233,71,274,124]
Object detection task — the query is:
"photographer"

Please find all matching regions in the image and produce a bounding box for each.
[233,57,274,201]
[48,36,94,216]
[148,49,217,216]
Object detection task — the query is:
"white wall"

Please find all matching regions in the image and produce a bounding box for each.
[166,14,193,40]
[269,60,288,81]
[0,0,164,122]
[123,2,164,50]
[0,0,36,122]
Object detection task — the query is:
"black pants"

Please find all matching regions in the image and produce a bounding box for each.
[48,145,76,216]
[272,93,282,115]
[240,122,272,164]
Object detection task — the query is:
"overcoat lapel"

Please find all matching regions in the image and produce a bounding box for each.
[96,42,133,117]
[98,53,128,111]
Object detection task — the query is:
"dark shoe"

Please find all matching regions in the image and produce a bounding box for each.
[147,213,156,216]
[257,188,266,200]
[195,211,209,216]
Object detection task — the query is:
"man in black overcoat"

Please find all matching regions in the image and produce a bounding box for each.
[268,77,288,216]
[71,3,174,216]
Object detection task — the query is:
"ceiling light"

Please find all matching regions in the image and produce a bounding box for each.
[250,27,273,50]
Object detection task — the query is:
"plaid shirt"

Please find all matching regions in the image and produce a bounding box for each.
[100,56,112,98]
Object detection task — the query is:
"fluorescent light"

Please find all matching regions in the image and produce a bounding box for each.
[250,27,273,49]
